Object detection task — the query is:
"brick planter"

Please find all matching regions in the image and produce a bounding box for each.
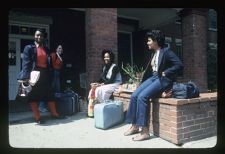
[113,92,217,145]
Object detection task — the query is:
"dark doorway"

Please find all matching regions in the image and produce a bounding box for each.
[11,8,86,97]
[118,32,132,82]
[118,32,132,68]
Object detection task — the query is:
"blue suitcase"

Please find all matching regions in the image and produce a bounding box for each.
[55,90,79,115]
[94,100,124,129]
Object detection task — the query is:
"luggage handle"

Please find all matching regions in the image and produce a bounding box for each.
[71,97,75,112]
[104,100,122,108]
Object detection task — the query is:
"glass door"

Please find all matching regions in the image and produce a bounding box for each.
[8,38,20,100]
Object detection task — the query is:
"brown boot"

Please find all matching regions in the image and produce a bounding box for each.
[132,126,150,141]
[30,101,45,124]
[124,125,139,136]
[47,101,65,119]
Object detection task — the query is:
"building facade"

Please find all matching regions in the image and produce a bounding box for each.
[8,8,217,100]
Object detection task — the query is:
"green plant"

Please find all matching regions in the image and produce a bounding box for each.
[121,62,145,84]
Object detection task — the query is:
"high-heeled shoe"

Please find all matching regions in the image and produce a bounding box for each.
[35,118,45,125]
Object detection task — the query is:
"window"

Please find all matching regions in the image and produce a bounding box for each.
[208,9,217,31]
[175,38,183,62]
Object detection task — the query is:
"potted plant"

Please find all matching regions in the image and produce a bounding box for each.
[120,63,145,92]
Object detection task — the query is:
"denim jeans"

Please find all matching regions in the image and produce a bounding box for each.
[39,101,48,112]
[53,70,61,93]
[125,73,164,127]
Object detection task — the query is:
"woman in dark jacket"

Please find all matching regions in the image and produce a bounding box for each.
[124,30,183,141]
[88,49,122,103]
[17,29,64,124]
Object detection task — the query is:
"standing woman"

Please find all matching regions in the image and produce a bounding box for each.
[124,30,183,141]
[51,44,63,93]
[88,49,122,103]
[17,29,64,124]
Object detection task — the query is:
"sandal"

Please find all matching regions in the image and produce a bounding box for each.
[132,133,150,141]
[124,127,139,136]
[132,126,150,141]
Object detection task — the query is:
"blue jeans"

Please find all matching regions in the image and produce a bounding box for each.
[53,70,61,93]
[125,73,168,127]
[39,101,48,112]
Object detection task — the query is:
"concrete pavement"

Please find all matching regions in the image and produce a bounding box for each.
[8,111,217,148]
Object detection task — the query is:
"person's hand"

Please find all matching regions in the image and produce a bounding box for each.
[18,79,29,83]
[90,83,99,88]
[161,89,172,98]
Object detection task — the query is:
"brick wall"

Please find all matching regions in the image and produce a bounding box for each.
[113,92,217,145]
[85,8,117,89]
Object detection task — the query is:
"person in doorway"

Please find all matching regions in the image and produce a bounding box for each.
[88,49,122,104]
[17,29,64,124]
[124,30,183,141]
[51,44,63,93]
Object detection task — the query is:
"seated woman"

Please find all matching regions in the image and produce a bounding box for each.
[88,49,122,104]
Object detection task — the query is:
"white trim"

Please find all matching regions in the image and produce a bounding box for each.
[9,34,33,40]
[117,15,139,21]
[69,8,86,12]
[209,28,217,32]
[208,42,217,50]
[9,21,50,47]
[175,38,182,44]
[165,36,172,43]
[9,21,49,28]
[165,43,170,48]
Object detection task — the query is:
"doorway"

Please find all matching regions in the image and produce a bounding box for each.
[8,38,21,100]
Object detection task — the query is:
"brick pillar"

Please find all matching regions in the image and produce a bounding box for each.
[180,9,208,92]
[85,8,118,94]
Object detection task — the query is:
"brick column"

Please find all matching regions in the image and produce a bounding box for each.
[180,9,208,92]
[85,8,118,94]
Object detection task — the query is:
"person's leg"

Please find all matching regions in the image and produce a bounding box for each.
[30,101,45,124]
[132,77,162,141]
[47,101,64,119]
[125,77,156,124]
[124,77,156,136]
[95,83,119,103]
[54,70,61,93]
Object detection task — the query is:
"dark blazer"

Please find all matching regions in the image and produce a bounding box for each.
[142,47,183,89]
[17,44,52,80]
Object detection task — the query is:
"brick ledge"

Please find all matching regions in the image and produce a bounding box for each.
[113,92,217,106]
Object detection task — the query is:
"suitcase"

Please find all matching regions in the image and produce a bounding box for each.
[55,90,79,115]
[94,100,124,129]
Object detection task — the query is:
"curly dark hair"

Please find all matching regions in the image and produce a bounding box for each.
[101,49,114,63]
[146,30,165,48]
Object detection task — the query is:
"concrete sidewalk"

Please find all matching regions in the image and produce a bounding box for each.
[8,111,217,148]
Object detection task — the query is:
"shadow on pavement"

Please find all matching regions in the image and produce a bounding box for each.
[9,112,90,126]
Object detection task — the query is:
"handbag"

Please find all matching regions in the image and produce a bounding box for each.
[172,81,200,99]
[15,82,32,102]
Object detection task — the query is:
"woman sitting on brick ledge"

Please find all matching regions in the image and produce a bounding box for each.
[124,30,183,141]
[88,49,122,104]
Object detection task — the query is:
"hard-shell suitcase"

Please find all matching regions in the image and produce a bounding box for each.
[94,100,124,129]
[55,90,79,115]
